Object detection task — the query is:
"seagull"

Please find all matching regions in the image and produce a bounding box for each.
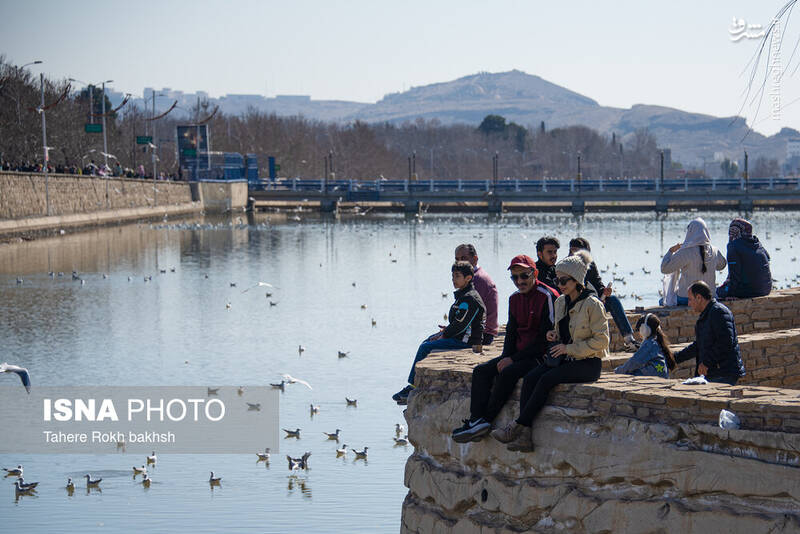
[265,292,273,297]
[309,404,320,414]
[394,436,410,446]
[159,269,166,274]
[3,465,22,477]
[209,471,221,485]
[170,267,176,272]
[238,386,245,395]
[225,302,231,309]
[15,277,23,284]
[229,282,237,287]
[133,465,147,475]
[353,447,369,459]
[247,402,261,411]
[207,387,219,396]
[360,304,367,309]
[346,398,357,407]
[241,281,275,293]
[270,380,285,391]
[17,477,38,490]
[298,345,305,355]
[351,282,357,287]
[395,423,405,435]
[269,301,278,307]
[287,452,311,470]
[142,473,151,487]
[1,362,31,393]
[85,474,102,487]
[147,451,157,464]
[282,374,312,389]
[323,429,341,440]
[337,351,349,358]
[256,448,271,461]
[371,318,377,327]
[336,444,348,456]
[283,428,301,438]
[66,478,74,491]
[14,480,34,496]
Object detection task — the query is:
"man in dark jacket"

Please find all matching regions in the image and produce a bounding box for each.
[717,218,772,299]
[393,261,485,404]
[535,236,560,291]
[451,254,558,442]
[676,281,745,385]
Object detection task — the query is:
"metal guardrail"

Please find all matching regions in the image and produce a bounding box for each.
[249,176,800,195]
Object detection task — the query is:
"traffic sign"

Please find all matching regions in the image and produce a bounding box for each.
[182,149,197,156]
[84,123,103,133]
[136,136,153,145]
[275,164,281,171]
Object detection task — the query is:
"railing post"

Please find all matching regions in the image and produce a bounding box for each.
[740,177,745,191]
[542,176,547,192]
[769,176,774,190]
[292,178,297,191]
[684,176,688,191]
[570,178,574,192]
[404,178,409,193]
[515,179,520,192]
[458,179,462,192]
[599,176,604,192]
[485,179,490,192]
[712,177,716,191]
[627,177,632,191]
[430,179,434,192]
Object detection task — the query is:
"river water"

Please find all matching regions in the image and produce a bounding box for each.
[0,210,798,533]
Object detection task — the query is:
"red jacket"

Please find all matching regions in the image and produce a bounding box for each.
[501,281,558,361]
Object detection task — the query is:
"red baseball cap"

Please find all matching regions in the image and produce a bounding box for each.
[507,254,538,273]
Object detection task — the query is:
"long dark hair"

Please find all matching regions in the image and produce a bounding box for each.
[699,245,707,274]
[638,314,676,371]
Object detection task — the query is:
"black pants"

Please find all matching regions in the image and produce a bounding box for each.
[516,358,602,426]
[470,355,540,423]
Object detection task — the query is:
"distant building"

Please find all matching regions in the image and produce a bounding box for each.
[275,95,311,103]
[785,138,800,176]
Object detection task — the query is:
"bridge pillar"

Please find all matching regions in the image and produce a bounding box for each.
[404,200,420,214]
[320,198,338,213]
[571,199,585,215]
[488,198,503,214]
[655,197,669,213]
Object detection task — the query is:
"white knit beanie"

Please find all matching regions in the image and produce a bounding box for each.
[555,250,592,284]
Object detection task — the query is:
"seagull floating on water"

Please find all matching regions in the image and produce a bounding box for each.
[371,318,377,327]
[323,429,341,440]
[133,465,147,475]
[256,448,271,461]
[66,478,74,491]
[309,404,320,414]
[247,402,261,411]
[298,345,305,355]
[14,480,34,496]
[17,477,38,490]
[337,351,350,358]
[346,398,357,406]
[287,452,311,470]
[270,380,285,391]
[3,465,22,477]
[207,387,219,396]
[282,374,312,389]
[283,428,301,438]
[394,436,410,446]
[85,474,102,487]
[336,444,348,456]
[353,447,369,459]
[395,423,405,435]
[209,471,221,485]
[142,473,151,487]
[147,451,157,464]
[1,363,31,393]
[238,386,245,395]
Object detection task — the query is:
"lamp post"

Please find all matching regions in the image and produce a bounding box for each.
[100,80,113,171]
[39,70,49,216]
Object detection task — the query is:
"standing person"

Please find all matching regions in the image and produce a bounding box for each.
[455,244,499,344]
[660,217,727,306]
[674,281,745,385]
[491,251,608,452]
[451,255,558,443]
[392,261,485,405]
[614,314,676,378]
[535,236,560,291]
[569,237,638,350]
[716,218,772,299]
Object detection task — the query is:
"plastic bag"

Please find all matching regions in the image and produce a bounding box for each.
[718,409,741,429]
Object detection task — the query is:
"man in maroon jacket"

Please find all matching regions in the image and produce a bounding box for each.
[455,244,499,344]
[452,254,558,443]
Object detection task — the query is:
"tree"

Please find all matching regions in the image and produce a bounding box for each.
[751,156,780,178]
[721,158,739,178]
[477,114,507,136]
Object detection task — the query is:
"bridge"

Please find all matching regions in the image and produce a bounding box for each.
[249,176,800,213]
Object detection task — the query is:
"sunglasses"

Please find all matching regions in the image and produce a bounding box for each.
[510,271,534,282]
[557,276,575,286]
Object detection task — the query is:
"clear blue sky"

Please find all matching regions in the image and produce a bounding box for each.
[1,0,798,135]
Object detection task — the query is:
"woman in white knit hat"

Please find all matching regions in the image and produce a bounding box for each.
[490,250,609,452]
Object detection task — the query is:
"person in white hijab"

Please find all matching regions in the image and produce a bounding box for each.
[660,217,726,306]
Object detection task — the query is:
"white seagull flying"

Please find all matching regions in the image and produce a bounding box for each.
[0,363,31,393]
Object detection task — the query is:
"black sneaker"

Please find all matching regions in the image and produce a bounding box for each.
[392,385,414,404]
[452,417,491,443]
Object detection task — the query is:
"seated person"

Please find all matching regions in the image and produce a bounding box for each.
[661,217,726,306]
[451,255,558,443]
[717,218,772,299]
[675,281,745,385]
[491,250,609,452]
[455,244,499,344]
[614,313,676,378]
[569,237,638,350]
[535,236,560,290]
[392,261,485,405]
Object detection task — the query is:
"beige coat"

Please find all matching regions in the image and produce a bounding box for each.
[553,293,609,360]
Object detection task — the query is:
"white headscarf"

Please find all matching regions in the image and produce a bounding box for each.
[681,217,711,249]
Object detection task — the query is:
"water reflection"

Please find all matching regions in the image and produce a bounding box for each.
[287,474,312,498]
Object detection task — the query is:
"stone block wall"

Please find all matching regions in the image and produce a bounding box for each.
[402,353,800,533]
[608,287,800,351]
[0,171,193,219]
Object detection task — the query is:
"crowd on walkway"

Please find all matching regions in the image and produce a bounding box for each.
[393,216,773,452]
[1,159,180,180]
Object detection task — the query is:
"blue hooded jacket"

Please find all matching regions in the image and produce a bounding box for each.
[726,236,771,298]
[614,338,669,378]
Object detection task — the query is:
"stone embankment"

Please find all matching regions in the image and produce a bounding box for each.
[0,172,248,237]
[401,289,800,533]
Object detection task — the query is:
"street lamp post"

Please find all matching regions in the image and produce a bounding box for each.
[40,71,49,216]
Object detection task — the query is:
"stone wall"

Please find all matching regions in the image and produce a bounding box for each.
[402,354,800,533]
[609,287,800,351]
[0,171,193,219]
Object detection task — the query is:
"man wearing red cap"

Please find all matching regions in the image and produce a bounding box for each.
[452,254,559,443]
